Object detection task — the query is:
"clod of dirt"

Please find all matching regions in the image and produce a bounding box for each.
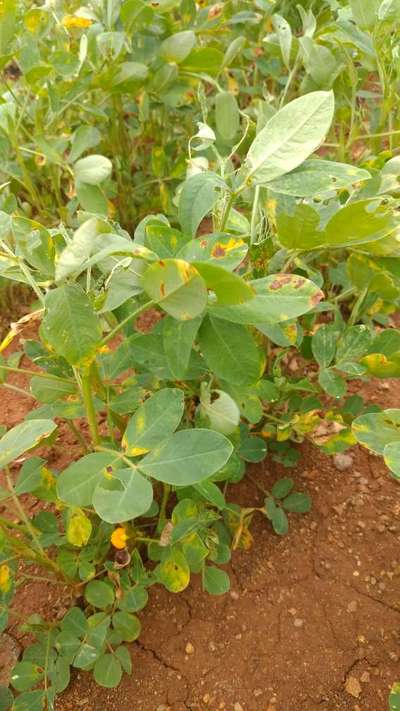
[345,676,362,698]
[0,633,21,685]
[334,452,354,471]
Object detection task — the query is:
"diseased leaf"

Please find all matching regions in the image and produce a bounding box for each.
[41,285,102,366]
[210,274,323,324]
[142,259,207,320]
[0,420,56,469]
[123,388,184,456]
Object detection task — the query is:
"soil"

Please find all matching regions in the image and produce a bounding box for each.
[0,339,399,711]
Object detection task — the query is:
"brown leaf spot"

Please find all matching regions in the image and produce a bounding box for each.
[211,245,226,258]
[269,274,293,290]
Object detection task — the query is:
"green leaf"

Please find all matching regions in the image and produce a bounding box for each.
[312,324,338,368]
[215,92,240,142]
[73,155,112,185]
[272,14,292,68]
[30,377,76,404]
[389,682,400,711]
[245,91,334,183]
[55,217,107,281]
[238,431,267,462]
[10,662,43,692]
[85,581,115,610]
[142,259,207,320]
[156,549,190,592]
[318,369,346,398]
[57,452,120,507]
[93,654,122,688]
[0,686,13,711]
[324,199,396,248]
[160,30,195,63]
[61,607,87,637]
[41,285,102,366]
[265,500,289,536]
[181,47,223,75]
[112,612,141,642]
[92,468,153,524]
[14,457,44,495]
[335,326,372,364]
[75,182,108,215]
[114,646,132,675]
[200,389,240,435]
[139,429,233,485]
[350,0,380,27]
[203,566,230,595]
[210,274,323,324]
[272,477,294,499]
[123,388,184,456]
[192,262,254,305]
[384,441,400,479]
[352,410,400,455]
[178,172,227,237]
[0,420,56,469]
[268,159,370,197]
[163,315,202,379]
[198,316,264,386]
[12,690,44,711]
[283,492,311,513]
[69,126,101,163]
[194,480,226,509]
[118,586,148,613]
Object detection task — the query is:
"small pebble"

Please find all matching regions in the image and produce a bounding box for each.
[234,704,244,711]
[230,590,239,600]
[254,689,263,697]
[185,642,194,655]
[361,671,370,683]
[334,453,353,471]
[347,601,358,613]
[345,676,362,698]
[294,618,304,628]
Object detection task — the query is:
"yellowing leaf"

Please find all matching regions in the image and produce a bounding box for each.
[157,550,190,593]
[67,511,92,547]
[62,15,92,28]
[0,563,11,593]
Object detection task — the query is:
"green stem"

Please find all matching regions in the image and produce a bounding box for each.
[101,300,155,346]
[81,371,99,447]
[348,287,368,327]
[4,470,60,574]
[65,420,90,453]
[157,483,171,533]
[250,185,261,245]
[220,192,236,232]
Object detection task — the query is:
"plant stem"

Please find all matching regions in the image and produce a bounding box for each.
[65,420,90,453]
[81,371,99,447]
[250,185,261,245]
[157,483,171,533]
[4,469,60,574]
[220,192,236,232]
[101,300,155,346]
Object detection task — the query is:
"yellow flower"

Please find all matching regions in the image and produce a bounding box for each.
[111,527,128,550]
[62,15,92,29]
[0,564,11,593]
